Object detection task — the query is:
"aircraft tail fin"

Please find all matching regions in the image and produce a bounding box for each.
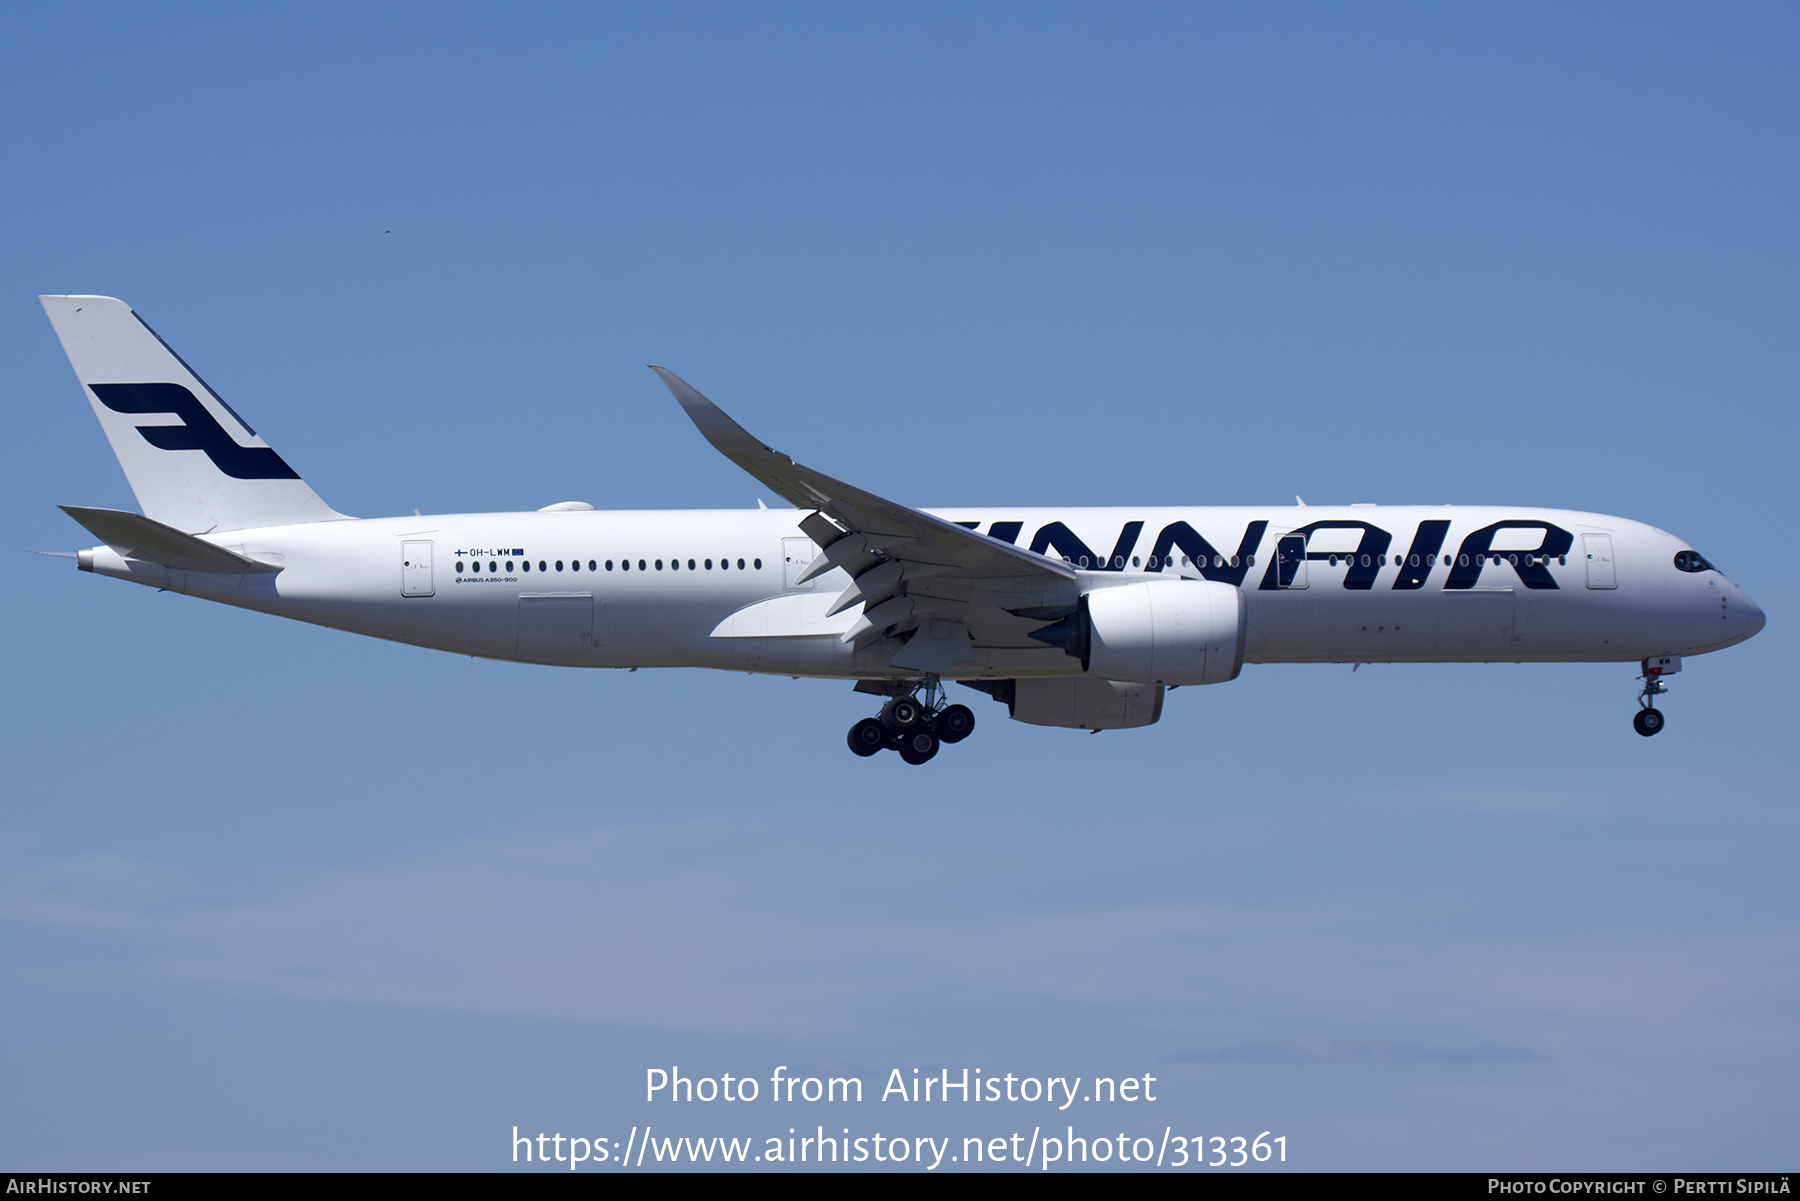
[40,295,351,533]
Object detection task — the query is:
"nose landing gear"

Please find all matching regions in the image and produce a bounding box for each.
[1633,655,1680,737]
[844,676,976,764]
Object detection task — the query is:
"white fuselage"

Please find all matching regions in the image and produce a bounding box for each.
[79,504,1765,680]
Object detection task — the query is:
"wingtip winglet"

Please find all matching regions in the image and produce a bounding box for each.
[647,365,770,459]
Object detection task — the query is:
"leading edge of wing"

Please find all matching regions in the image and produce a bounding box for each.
[648,366,1072,581]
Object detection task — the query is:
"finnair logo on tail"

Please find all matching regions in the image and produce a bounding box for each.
[90,382,299,480]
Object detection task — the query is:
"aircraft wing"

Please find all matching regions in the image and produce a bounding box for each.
[650,366,1076,667]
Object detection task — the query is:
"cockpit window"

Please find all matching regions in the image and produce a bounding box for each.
[1674,550,1716,573]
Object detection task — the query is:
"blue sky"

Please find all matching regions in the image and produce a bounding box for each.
[1,2,1794,1171]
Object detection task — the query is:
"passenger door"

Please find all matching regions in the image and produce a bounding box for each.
[1583,534,1616,589]
[782,538,817,590]
[1273,533,1308,589]
[401,540,434,597]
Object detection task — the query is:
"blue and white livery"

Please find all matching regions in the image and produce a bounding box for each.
[41,296,1765,763]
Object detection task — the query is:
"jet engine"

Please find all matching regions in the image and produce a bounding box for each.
[1029,579,1245,686]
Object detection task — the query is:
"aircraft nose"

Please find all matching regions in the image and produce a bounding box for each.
[1741,591,1766,639]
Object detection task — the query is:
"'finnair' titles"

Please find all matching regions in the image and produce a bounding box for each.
[41,296,1765,764]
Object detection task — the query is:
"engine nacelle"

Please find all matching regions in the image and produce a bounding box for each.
[1033,579,1245,686]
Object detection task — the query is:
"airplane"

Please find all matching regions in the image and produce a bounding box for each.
[40,295,1766,764]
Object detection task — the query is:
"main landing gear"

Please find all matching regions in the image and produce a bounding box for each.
[845,676,976,764]
[1633,655,1680,737]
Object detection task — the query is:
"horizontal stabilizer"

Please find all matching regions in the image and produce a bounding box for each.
[60,506,280,573]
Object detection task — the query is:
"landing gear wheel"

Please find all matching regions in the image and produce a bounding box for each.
[882,696,924,731]
[1633,658,1674,739]
[897,728,940,765]
[847,717,887,757]
[934,704,975,744]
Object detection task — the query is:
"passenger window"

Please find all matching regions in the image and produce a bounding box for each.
[638,560,646,571]
[455,561,464,573]
[670,558,679,571]
[688,559,696,570]
[521,560,530,572]
[606,560,614,571]
[489,561,498,573]
[555,560,563,571]
[588,560,596,571]
[753,558,761,569]
[705,559,713,569]
[505,561,514,572]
